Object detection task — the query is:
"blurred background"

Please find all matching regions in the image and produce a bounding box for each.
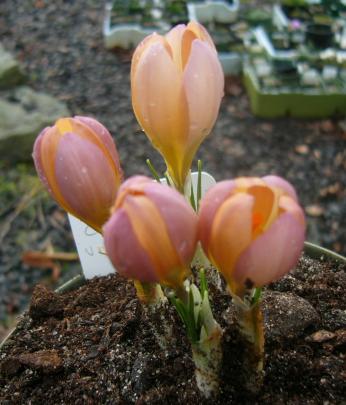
[0,0,345,340]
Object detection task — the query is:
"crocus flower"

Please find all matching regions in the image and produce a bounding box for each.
[131,22,224,192]
[33,116,123,233]
[198,176,306,296]
[103,176,198,288]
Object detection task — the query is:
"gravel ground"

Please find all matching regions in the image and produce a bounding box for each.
[0,0,345,330]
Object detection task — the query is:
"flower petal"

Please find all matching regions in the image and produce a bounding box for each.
[209,192,253,285]
[74,116,122,178]
[198,180,235,250]
[165,24,186,69]
[103,208,158,283]
[123,193,188,288]
[55,134,117,230]
[131,33,168,85]
[32,127,51,193]
[187,21,216,51]
[279,195,305,226]
[131,41,189,186]
[247,185,278,235]
[262,175,298,201]
[144,182,198,264]
[183,40,224,148]
[233,212,305,287]
[234,177,265,191]
[181,28,198,69]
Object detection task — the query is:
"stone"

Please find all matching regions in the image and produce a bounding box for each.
[0,43,25,89]
[262,291,320,343]
[0,86,69,162]
[306,330,336,343]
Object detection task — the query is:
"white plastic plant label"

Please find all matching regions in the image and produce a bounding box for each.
[68,171,216,279]
[68,214,115,279]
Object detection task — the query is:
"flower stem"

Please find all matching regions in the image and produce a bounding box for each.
[192,324,222,399]
[169,272,223,397]
[197,159,202,211]
[231,290,265,392]
[134,280,174,350]
[146,159,161,183]
[134,280,165,305]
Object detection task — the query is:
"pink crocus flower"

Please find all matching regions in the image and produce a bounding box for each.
[103,176,198,289]
[33,116,123,233]
[198,176,306,296]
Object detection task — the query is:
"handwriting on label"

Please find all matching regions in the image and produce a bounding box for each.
[68,215,115,279]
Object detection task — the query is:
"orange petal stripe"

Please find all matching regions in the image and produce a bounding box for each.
[247,185,278,237]
[122,194,188,288]
[209,192,253,286]
[181,29,197,70]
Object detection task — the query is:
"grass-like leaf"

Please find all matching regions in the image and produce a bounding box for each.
[146,159,161,183]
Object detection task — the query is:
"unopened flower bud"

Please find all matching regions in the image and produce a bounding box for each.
[33,116,123,232]
[198,176,305,295]
[103,176,198,288]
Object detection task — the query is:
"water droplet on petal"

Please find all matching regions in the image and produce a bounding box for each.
[179,240,187,253]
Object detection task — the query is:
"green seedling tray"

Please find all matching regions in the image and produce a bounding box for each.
[244,65,346,118]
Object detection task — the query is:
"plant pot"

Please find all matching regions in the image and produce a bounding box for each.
[1,242,345,403]
[305,22,334,49]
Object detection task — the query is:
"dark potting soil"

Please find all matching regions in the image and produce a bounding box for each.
[0,253,345,404]
[1,0,346,335]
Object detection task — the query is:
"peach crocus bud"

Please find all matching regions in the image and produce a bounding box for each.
[33,116,123,233]
[199,175,306,296]
[103,175,198,289]
[131,22,224,192]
